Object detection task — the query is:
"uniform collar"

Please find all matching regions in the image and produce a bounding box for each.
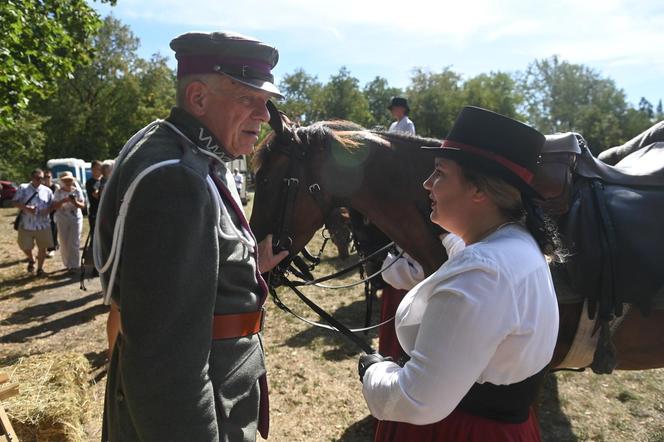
[166,107,234,162]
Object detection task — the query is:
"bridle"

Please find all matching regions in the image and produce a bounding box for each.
[262,103,403,353]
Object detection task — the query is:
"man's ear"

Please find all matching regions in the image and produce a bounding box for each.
[185,81,208,117]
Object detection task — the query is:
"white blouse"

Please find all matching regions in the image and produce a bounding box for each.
[362,224,559,425]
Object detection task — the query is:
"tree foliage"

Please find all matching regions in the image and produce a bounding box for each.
[317,67,373,127]
[406,68,463,138]
[40,16,175,162]
[0,0,116,127]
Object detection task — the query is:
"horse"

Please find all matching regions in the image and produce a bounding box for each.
[249,108,664,371]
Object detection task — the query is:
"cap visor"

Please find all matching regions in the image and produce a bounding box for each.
[226,74,283,99]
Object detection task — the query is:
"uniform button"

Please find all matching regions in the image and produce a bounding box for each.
[116,391,125,402]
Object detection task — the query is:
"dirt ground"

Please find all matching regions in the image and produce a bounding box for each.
[1,205,663,441]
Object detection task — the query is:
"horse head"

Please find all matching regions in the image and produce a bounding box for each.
[250,104,448,275]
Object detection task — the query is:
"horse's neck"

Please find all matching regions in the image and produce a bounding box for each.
[348,141,447,275]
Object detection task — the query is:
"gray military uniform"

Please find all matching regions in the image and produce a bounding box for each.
[99,107,267,441]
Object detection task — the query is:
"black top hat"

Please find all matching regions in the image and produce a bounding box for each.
[388,97,410,114]
[170,31,282,98]
[422,106,545,196]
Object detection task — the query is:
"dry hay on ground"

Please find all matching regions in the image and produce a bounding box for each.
[2,352,91,442]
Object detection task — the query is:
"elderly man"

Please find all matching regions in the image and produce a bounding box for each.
[387,96,416,134]
[96,31,288,442]
[13,168,54,276]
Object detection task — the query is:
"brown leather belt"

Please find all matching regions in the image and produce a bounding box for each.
[212,308,264,340]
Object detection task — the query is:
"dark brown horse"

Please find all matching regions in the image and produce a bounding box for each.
[249,113,664,371]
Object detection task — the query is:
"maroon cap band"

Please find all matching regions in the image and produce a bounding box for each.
[440,139,535,184]
[176,54,273,79]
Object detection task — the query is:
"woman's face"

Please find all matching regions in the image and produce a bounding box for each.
[62,180,73,191]
[423,158,477,233]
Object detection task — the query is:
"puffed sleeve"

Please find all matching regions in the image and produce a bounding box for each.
[381,249,425,290]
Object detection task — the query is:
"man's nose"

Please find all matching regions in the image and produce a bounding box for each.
[254,101,270,122]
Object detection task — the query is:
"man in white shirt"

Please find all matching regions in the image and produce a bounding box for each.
[13,168,54,275]
[387,97,415,135]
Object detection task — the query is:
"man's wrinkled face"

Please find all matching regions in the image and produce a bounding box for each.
[31,172,44,187]
[199,76,272,157]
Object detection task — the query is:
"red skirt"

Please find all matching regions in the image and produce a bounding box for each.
[378,286,408,360]
[375,408,541,442]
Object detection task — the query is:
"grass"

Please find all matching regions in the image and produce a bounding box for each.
[1,201,663,441]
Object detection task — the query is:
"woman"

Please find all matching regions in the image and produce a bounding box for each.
[359,106,561,441]
[52,172,85,273]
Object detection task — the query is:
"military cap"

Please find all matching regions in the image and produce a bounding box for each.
[170,31,282,98]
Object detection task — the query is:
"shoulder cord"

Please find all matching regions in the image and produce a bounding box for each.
[94,119,254,305]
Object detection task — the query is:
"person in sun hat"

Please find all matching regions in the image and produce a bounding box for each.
[51,171,85,274]
[359,106,562,441]
[97,31,289,442]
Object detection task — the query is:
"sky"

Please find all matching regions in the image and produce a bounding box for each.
[91,0,664,107]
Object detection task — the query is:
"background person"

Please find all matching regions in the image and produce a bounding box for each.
[12,168,54,276]
[43,168,60,257]
[86,160,103,232]
[360,106,560,441]
[97,31,288,441]
[51,172,85,274]
[387,97,415,134]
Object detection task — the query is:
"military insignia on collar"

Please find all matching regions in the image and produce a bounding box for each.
[197,128,232,161]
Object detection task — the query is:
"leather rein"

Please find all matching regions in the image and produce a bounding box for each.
[264,119,402,354]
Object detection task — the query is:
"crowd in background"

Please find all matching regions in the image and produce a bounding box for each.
[11,161,113,276]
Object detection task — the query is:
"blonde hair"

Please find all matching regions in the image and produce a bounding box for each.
[463,170,524,221]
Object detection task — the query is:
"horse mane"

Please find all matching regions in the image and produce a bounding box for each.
[253,120,442,171]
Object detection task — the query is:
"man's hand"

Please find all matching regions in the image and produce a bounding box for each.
[358,353,393,383]
[256,234,289,273]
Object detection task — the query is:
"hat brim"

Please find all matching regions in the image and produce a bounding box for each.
[223,73,283,99]
[421,145,542,199]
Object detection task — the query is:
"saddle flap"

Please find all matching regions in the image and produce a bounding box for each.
[532,152,576,215]
[543,133,582,154]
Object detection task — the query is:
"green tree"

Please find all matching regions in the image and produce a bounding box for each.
[317,67,373,127]
[0,0,116,127]
[520,56,640,152]
[277,68,322,123]
[0,111,46,181]
[462,72,523,119]
[406,67,463,138]
[363,76,402,130]
[656,100,663,120]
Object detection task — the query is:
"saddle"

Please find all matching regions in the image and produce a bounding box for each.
[533,134,664,318]
[534,135,664,373]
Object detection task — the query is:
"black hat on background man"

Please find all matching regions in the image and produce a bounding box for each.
[388,97,410,115]
[422,106,545,196]
[170,31,283,98]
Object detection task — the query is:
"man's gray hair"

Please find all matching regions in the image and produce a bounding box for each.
[175,74,223,108]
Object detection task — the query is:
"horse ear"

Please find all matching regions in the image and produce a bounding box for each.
[267,100,286,137]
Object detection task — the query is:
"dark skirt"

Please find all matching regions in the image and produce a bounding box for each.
[375,408,541,442]
[378,286,408,359]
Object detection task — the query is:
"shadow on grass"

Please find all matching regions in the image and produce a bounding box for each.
[0,303,109,343]
[337,414,374,442]
[0,273,79,301]
[282,297,380,361]
[0,258,24,270]
[1,291,102,325]
[539,373,578,442]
